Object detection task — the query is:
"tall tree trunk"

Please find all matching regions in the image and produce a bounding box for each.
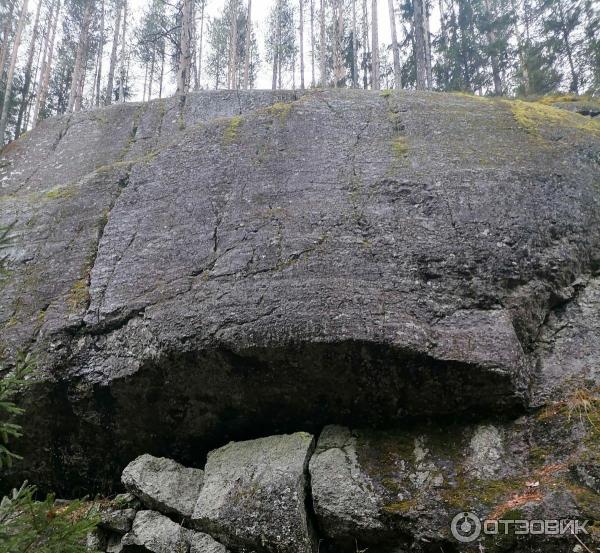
[228,0,238,89]
[0,0,29,144]
[95,0,105,107]
[483,0,502,95]
[352,0,358,88]
[159,47,165,98]
[510,0,529,95]
[272,0,281,90]
[387,0,401,89]
[148,47,155,100]
[67,0,93,113]
[362,0,369,89]
[310,0,315,87]
[34,0,60,124]
[15,0,43,138]
[371,0,380,90]
[105,0,122,105]
[197,0,205,89]
[0,0,16,85]
[334,0,344,87]
[243,0,252,89]
[424,0,432,89]
[556,0,578,94]
[191,0,198,90]
[319,0,326,86]
[414,0,427,90]
[299,0,305,89]
[119,0,127,102]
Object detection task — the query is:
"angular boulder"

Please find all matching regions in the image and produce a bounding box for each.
[192,432,316,553]
[122,510,226,553]
[122,454,204,518]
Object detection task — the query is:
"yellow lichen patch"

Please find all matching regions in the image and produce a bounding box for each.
[380,89,393,98]
[224,115,243,143]
[382,499,416,513]
[392,137,409,158]
[267,102,293,123]
[45,184,78,200]
[68,278,90,312]
[508,99,600,138]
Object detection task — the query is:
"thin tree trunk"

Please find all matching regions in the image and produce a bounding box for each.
[334,0,344,87]
[15,0,43,137]
[424,0,432,89]
[67,0,93,113]
[483,0,502,95]
[243,0,252,89]
[119,0,127,102]
[555,0,578,94]
[414,0,427,90]
[197,0,205,89]
[319,0,326,86]
[387,0,401,89]
[95,0,105,107]
[371,0,380,90]
[299,0,305,89]
[159,47,165,98]
[105,0,122,105]
[272,0,281,90]
[0,0,16,84]
[310,0,315,87]
[142,62,148,101]
[34,0,60,124]
[0,0,29,144]
[352,0,358,88]
[191,0,198,90]
[510,0,529,95]
[362,0,369,89]
[228,0,238,89]
[148,47,155,100]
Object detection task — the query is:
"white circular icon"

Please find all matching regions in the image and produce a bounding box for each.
[451,512,482,543]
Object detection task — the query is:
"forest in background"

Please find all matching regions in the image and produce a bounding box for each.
[0,0,598,146]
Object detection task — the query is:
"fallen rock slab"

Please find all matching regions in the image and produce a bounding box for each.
[192,432,316,553]
[122,454,204,518]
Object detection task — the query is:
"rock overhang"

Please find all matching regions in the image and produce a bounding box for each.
[1,89,599,493]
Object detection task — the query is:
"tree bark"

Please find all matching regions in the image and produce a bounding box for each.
[319,0,326,86]
[272,0,281,90]
[371,0,379,90]
[159,46,165,98]
[197,0,205,89]
[0,0,29,144]
[414,0,427,90]
[119,0,127,102]
[483,0,502,95]
[228,0,238,89]
[105,0,122,105]
[148,47,155,100]
[299,0,305,89]
[0,0,16,85]
[424,0,432,89]
[15,0,43,137]
[387,0,401,89]
[351,0,358,88]
[243,0,252,89]
[310,0,315,87]
[67,0,93,113]
[95,0,105,107]
[33,0,60,124]
[362,0,369,89]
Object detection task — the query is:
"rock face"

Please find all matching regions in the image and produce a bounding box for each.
[1,88,600,532]
[122,454,204,518]
[192,432,316,553]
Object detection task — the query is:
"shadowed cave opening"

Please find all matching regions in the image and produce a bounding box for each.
[10,340,527,497]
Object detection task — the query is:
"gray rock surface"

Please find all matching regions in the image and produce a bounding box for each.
[121,510,188,552]
[98,508,137,534]
[1,90,600,495]
[192,432,316,553]
[122,454,204,518]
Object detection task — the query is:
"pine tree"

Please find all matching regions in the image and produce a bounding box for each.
[371,0,380,89]
[105,0,122,105]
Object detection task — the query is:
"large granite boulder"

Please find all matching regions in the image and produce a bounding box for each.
[121,454,204,518]
[1,90,599,495]
[192,432,316,553]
